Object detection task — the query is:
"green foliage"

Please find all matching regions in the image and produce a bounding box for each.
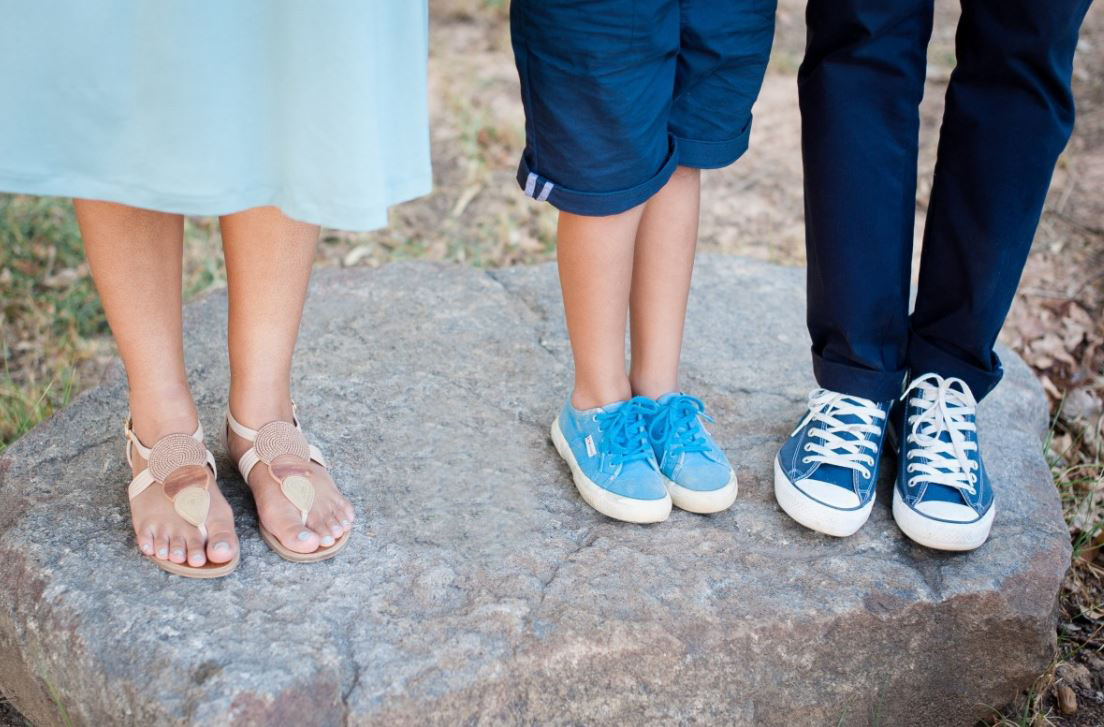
[0,196,102,450]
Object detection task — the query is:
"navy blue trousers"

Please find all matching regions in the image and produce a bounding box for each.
[799,0,1093,402]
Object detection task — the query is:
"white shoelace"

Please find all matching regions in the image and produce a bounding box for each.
[795,389,886,479]
[902,373,979,494]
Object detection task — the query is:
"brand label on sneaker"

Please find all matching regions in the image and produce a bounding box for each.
[585,435,597,457]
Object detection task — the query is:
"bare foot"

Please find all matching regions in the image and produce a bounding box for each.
[226,407,355,554]
[127,404,239,568]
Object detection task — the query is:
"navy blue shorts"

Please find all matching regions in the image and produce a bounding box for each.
[510,0,776,216]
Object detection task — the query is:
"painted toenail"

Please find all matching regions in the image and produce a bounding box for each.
[321,535,335,546]
[342,520,351,526]
[297,531,311,541]
[213,542,230,553]
[172,549,185,558]
[141,544,153,554]
[157,548,168,557]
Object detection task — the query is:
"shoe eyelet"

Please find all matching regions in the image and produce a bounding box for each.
[801,456,812,464]
[803,444,813,452]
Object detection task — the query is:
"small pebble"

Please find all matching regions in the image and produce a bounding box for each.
[1057,684,1078,715]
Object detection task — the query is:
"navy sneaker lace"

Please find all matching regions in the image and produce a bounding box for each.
[648,394,712,456]
[596,396,659,466]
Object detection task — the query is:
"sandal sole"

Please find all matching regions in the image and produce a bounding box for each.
[147,552,240,579]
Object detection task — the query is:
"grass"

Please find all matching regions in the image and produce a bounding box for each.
[0,367,75,449]
[0,196,102,451]
[42,678,71,727]
[980,403,1104,726]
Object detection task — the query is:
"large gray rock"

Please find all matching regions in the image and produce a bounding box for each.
[0,256,1070,726]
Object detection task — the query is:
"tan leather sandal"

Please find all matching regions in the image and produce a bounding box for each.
[226,407,349,563]
[125,419,239,578]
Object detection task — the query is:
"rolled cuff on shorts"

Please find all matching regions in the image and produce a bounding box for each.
[515,140,680,217]
[674,117,753,170]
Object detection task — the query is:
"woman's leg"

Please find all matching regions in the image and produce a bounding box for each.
[557,204,647,409]
[220,206,354,554]
[628,165,701,399]
[75,199,238,567]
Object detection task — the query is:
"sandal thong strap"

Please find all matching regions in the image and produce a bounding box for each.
[227,407,327,525]
[125,419,216,540]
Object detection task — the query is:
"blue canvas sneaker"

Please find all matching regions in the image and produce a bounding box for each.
[890,373,994,551]
[551,396,672,523]
[774,389,892,536]
[648,393,737,514]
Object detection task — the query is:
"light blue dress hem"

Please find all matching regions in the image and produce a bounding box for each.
[0,2,432,231]
[0,170,433,231]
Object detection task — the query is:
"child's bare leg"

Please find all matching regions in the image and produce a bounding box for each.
[557,205,647,409]
[75,199,238,566]
[628,165,702,399]
[220,206,354,554]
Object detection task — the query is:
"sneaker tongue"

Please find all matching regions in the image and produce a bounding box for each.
[592,399,628,415]
[910,394,972,504]
[823,408,868,445]
[913,393,969,446]
[621,456,657,475]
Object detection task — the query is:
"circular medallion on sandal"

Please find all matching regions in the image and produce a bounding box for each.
[225,407,352,563]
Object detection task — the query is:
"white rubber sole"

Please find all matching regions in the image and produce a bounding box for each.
[773,458,873,537]
[667,473,738,514]
[551,417,672,524]
[892,486,994,551]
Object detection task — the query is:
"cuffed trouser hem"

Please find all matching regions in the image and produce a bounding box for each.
[906,331,1004,401]
[812,344,905,401]
[515,142,679,217]
[811,334,1004,403]
[810,348,908,403]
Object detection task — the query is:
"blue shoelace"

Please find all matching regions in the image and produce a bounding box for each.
[595,396,659,466]
[648,394,712,456]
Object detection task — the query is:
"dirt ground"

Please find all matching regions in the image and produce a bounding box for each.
[1,1,1101,725]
